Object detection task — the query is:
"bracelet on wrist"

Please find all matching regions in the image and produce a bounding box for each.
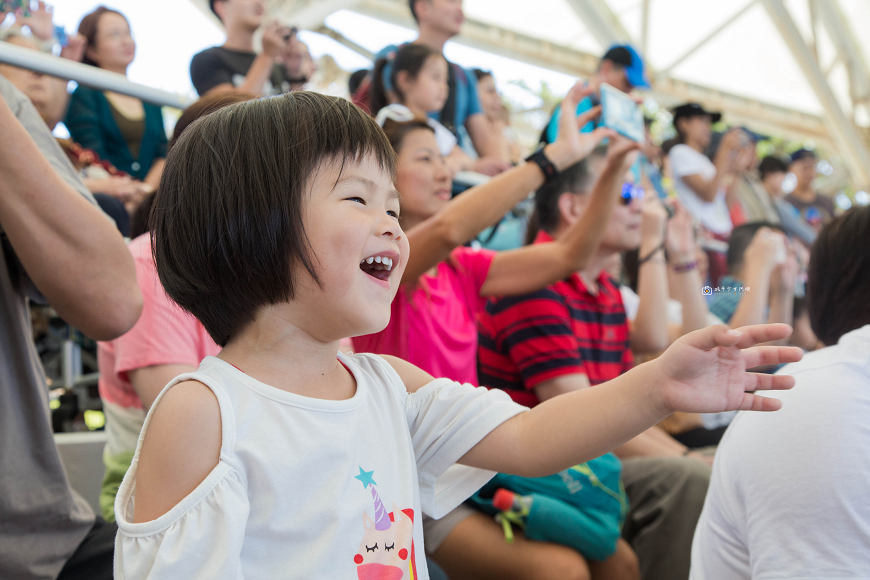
[638,242,666,266]
[671,260,698,273]
[525,147,559,183]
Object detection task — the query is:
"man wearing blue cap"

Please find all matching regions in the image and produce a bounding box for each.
[541,44,650,144]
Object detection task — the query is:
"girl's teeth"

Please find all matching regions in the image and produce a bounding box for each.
[361,256,394,270]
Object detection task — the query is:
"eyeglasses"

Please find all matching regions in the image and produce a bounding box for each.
[620,182,645,205]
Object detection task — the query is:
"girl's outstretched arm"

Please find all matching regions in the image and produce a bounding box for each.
[401,83,613,285]
[478,136,639,297]
[455,323,802,477]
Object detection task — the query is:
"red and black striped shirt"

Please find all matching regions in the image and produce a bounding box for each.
[477,233,633,407]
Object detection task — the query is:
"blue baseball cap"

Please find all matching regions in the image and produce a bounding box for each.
[603,44,650,89]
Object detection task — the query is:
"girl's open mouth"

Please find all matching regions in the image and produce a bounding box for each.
[360,255,394,282]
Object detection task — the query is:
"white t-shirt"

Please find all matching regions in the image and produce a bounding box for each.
[690,324,870,580]
[114,352,525,579]
[669,144,732,235]
[376,104,458,157]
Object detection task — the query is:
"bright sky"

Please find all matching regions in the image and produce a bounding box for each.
[43,0,577,109]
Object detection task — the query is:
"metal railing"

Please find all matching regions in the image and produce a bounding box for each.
[0,40,189,109]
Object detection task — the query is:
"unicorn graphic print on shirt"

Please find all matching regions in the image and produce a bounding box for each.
[353,467,417,580]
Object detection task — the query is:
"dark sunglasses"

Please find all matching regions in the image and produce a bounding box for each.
[620,182,645,205]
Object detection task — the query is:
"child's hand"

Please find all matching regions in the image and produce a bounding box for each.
[544,83,617,171]
[653,323,803,415]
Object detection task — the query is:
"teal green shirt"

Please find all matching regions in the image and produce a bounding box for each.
[708,276,745,324]
[65,86,168,180]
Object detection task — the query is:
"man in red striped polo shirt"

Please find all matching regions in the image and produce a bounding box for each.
[478,149,711,580]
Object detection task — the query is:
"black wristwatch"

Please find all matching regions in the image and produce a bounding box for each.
[525,147,559,183]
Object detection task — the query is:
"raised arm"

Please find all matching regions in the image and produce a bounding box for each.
[680,130,742,203]
[726,228,779,330]
[0,94,141,340]
[402,84,614,285]
[627,197,670,353]
[477,136,639,297]
[764,243,797,346]
[460,323,801,477]
[666,202,710,336]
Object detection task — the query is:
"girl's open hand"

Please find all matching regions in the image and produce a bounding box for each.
[654,323,803,414]
[545,82,617,171]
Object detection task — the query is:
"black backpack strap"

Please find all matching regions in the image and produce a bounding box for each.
[439,62,460,138]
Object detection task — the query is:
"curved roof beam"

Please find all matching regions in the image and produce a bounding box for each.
[762,0,870,187]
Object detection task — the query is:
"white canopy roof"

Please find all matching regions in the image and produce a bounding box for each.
[190,0,870,189]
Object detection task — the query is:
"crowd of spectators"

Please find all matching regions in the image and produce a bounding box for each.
[0,1,867,579]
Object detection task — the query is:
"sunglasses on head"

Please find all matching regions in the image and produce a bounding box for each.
[620,182,645,205]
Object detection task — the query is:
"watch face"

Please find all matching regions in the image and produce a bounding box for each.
[600,83,644,143]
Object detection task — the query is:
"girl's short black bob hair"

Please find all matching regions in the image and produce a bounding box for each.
[806,205,870,346]
[151,91,396,347]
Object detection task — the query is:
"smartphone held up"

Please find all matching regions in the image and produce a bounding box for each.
[600,83,645,143]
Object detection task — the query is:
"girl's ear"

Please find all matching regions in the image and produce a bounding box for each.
[395,70,412,99]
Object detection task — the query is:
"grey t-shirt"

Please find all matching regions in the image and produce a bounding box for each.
[189,46,289,96]
[0,75,96,580]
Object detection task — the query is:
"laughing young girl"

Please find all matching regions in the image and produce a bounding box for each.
[113,90,802,579]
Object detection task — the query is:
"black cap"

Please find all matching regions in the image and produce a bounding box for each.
[603,46,633,68]
[672,102,722,125]
[790,148,817,163]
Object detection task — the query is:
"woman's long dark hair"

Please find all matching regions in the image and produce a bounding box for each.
[369,44,442,114]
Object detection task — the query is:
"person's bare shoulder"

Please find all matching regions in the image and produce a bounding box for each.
[380,355,437,394]
[132,380,222,523]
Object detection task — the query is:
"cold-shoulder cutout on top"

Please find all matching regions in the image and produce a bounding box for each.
[131,380,222,523]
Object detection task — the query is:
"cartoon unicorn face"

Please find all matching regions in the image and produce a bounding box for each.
[353,501,415,580]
